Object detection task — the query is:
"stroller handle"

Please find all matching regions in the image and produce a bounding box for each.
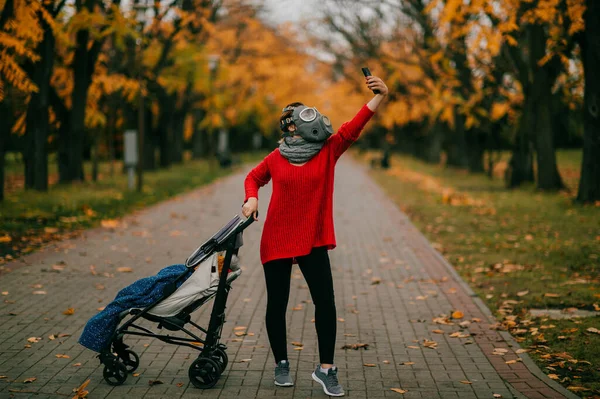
[238,212,258,233]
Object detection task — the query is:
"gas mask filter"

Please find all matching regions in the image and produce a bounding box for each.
[280,106,333,142]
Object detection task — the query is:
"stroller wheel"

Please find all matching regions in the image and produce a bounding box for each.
[189,357,220,389]
[212,348,228,372]
[118,349,140,373]
[103,361,128,386]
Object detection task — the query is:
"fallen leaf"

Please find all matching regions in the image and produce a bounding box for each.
[63,308,75,316]
[176,382,184,387]
[58,333,71,338]
[451,311,464,319]
[407,345,419,349]
[238,359,252,362]
[148,380,163,386]
[567,386,591,392]
[73,363,82,367]
[133,373,140,377]
[400,362,415,365]
[117,267,133,273]
[293,347,303,350]
[71,378,90,399]
[291,342,303,347]
[337,318,345,322]
[0,376,7,379]
[432,329,444,334]
[363,363,376,367]
[0,235,12,243]
[383,360,390,364]
[1,292,7,296]
[422,339,438,349]
[23,377,36,383]
[27,337,41,343]
[234,331,247,336]
[492,348,509,355]
[586,327,600,335]
[45,227,58,234]
[493,394,502,398]
[548,374,559,380]
[32,291,47,295]
[97,307,105,311]
[460,380,472,384]
[101,219,119,229]
[517,290,529,297]
[371,277,382,285]
[544,293,560,298]
[516,349,530,354]
[391,388,407,394]
[233,326,247,331]
[341,343,369,350]
[55,354,70,359]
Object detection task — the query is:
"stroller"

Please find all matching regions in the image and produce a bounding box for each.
[98,214,255,389]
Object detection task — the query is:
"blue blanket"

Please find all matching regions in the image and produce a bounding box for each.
[79,264,193,352]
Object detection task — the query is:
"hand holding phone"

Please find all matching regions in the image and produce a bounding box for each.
[361,67,380,95]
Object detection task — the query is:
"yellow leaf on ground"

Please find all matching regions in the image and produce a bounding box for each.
[432,329,444,334]
[44,227,58,234]
[391,388,407,394]
[291,342,303,346]
[101,219,119,228]
[117,267,133,273]
[0,235,12,243]
[55,354,70,359]
[23,377,36,383]
[460,380,472,384]
[63,308,75,315]
[586,327,600,334]
[451,311,464,319]
[363,363,376,367]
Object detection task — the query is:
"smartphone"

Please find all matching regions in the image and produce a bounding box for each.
[362,67,380,94]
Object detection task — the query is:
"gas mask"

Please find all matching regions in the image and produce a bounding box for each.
[280,106,333,142]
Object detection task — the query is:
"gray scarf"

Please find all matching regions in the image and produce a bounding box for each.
[279,137,324,164]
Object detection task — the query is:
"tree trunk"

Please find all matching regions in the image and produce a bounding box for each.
[143,105,156,170]
[191,109,206,159]
[529,25,564,191]
[424,124,443,164]
[24,15,55,191]
[445,113,469,168]
[157,93,175,168]
[576,0,600,202]
[0,101,8,201]
[91,133,98,182]
[63,23,91,182]
[466,130,485,173]
[171,110,185,164]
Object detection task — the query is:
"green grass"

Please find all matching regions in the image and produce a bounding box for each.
[357,149,600,397]
[1,152,266,262]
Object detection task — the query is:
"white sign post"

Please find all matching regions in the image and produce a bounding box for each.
[124,130,138,190]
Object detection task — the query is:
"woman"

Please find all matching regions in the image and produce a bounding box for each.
[242,75,388,397]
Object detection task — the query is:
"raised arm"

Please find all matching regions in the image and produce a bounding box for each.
[329,76,388,160]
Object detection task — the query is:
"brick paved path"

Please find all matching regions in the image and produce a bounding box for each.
[0,157,576,399]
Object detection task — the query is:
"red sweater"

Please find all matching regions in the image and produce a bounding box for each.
[244,104,375,265]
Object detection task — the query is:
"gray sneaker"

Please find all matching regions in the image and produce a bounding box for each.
[274,360,293,387]
[312,365,345,396]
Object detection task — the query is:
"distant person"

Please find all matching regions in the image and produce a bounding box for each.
[242,75,388,396]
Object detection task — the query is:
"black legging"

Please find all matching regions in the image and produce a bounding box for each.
[263,246,337,365]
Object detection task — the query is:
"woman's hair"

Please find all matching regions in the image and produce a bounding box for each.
[278,102,304,144]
